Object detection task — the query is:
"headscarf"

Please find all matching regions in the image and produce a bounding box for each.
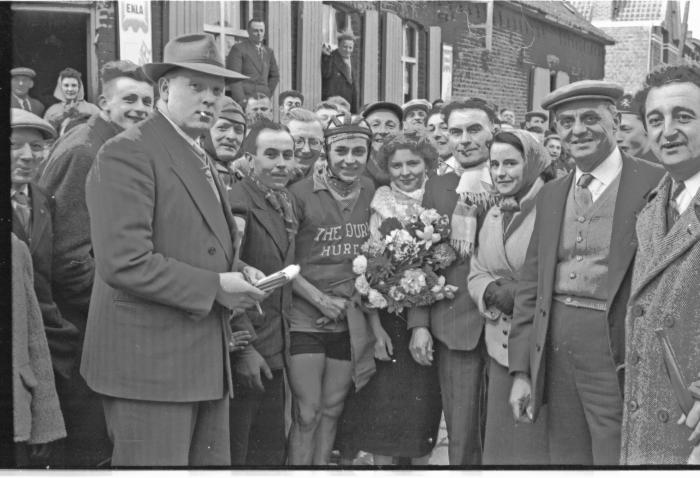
[52,72,86,103]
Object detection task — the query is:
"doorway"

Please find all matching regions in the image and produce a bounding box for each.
[12,7,91,110]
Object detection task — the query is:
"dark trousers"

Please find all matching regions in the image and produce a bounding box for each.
[229,368,286,466]
[54,371,112,467]
[102,395,230,466]
[545,301,623,465]
[436,339,485,465]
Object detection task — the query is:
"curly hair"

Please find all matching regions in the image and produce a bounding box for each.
[638,63,700,128]
[375,133,439,172]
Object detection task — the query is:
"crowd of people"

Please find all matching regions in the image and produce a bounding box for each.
[10,19,700,468]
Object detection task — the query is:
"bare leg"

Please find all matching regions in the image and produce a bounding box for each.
[287,353,325,465]
[312,357,354,465]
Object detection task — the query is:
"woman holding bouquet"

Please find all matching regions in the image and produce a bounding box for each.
[286,115,376,465]
[336,134,443,465]
[467,130,552,464]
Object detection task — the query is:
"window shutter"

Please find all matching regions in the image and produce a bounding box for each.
[298,2,323,108]
[530,66,551,112]
[427,26,441,102]
[382,11,403,104]
[362,9,379,105]
[168,1,204,38]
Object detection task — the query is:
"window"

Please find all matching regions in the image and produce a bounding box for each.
[322,3,351,49]
[402,23,419,103]
[203,0,253,64]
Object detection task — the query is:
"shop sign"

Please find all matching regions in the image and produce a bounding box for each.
[118,0,152,65]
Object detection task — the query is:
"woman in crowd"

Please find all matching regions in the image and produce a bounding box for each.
[43,68,100,136]
[467,130,552,465]
[361,102,403,189]
[286,115,376,465]
[544,133,573,177]
[337,134,442,465]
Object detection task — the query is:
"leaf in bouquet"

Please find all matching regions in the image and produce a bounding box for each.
[378,217,404,237]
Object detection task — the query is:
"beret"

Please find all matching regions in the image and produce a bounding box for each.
[11,108,57,139]
[361,101,403,122]
[525,111,548,121]
[218,97,246,124]
[541,80,624,111]
[11,67,36,78]
[402,99,432,115]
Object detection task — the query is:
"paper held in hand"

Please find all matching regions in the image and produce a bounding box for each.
[254,264,301,292]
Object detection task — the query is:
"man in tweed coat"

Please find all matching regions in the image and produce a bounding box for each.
[620,64,700,465]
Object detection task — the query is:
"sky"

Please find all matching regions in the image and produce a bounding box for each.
[687,0,700,40]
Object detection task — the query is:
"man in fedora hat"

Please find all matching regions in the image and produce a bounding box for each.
[81,33,267,466]
[508,80,664,465]
[226,18,280,106]
[11,67,45,116]
[322,30,359,113]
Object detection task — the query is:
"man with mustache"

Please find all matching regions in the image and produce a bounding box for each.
[508,80,664,465]
[286,108,325,184]
[38,60,153,466]
[204,97,247,190]
[616,92,658,164]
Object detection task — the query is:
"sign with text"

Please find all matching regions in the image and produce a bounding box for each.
[441,44,453,101]
[118,0,152,66]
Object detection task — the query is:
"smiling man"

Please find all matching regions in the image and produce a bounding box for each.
[203,97,247,189]
[11,67,45,116]
[508,80,664,465]
[286,108,325,183]
[616,92,658,163]
[38,60,153,467]
[321,32,359,113]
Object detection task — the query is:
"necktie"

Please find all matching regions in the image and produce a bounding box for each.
[575,173,594,210]
[667,180,686,231]
[23,98,32,113]
[258,46,264,62]
[13,190,31,234]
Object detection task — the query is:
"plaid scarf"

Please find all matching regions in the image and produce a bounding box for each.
[449,163,496,259]
[246,172,297,243]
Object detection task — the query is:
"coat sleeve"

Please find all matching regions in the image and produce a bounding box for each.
[508,195,541,376]
[86,138,220,319]
[227,46,246,103]
[321,52,333,80]
[267,49,280,93]
[468,235,499,319]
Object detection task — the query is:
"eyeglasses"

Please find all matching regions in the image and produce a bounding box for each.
[293,136,322,149]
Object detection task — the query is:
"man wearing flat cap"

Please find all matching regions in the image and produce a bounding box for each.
[202,96,247,189]
[616,92,658,164]
[11,68,45,116]
[508,80,664,465]
[81,33,267,466]
[402,98,431,140]
[322,31,359,113]
[38,60,153,466]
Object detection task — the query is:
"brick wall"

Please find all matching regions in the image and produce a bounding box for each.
[96,1,117,90]
[600,26,651,93]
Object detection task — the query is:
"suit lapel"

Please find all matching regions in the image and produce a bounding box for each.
[28,185,49,255]
[247,40,264,74]
[155,114,233,263]
[244,180,288,256]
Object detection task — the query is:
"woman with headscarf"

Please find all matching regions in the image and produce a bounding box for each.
[467,130,552,464]
[335,134,443,465]
[44,68,100,136]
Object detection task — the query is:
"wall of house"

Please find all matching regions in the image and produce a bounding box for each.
[599,25,652,93]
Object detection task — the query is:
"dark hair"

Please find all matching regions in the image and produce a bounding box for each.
[101,60,151,88]
[432,99,445,107]
[425,106,444,124]
[491,131,525,156]
[638,63,700,128]
[314,101,339,112]
[499,107,513,115]
[247,18,265,29]
[58,67,82,82]
[243,92,271,110]
[543,135,561,147]
[279,90,304,106]
[442,99,497,125]
[240,119,291,157]
[375,133,439,172]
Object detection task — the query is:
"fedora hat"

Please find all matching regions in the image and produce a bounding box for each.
[142,33,248,82]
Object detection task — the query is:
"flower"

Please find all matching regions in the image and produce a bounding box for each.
[385,228,413,246]
[430,275,446,293]
[400,269,427,295]
[415,225,442,247]
[352,255,368,274]
[355,274,371,295]
[368,288,388,308]
[378,217,404,237]
[419,208,441,226]
[431,242,457,269]
[388,286,406,301]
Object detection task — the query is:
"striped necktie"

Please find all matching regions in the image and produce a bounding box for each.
[575,173,594,210]
[667,180,686,230]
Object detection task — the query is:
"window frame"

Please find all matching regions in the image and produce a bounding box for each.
[402,22,419,102]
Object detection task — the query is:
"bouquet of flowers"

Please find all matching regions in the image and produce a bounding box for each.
[353,205,459,314]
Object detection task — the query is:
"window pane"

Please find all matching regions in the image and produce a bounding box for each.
[405,25,416,58]
[322,4,338,47]
[404,63,415,102]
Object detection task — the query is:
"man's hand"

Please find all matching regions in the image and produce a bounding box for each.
[372,324,394,361]
[242,265,266,284]
[314,294,347,326]
[509,372,534,423]
[321,43,333,56]
[234,347,272,392]
[216,272,265,310]
[409,326,433,366]
[676,377,700,446]
[228,330,253,352]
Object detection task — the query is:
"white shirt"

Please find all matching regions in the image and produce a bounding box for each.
[675,169,700,215]
[574,147,623,203]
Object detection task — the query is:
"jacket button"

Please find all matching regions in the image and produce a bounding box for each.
[632,305,644,317]
[502,343,508,349]
[663,316,674,328]
[502,329,508,335]
[628,400,638,412]
[629,352,640,365]
[536,344,542,352]
[657,409,669,423]
[208,247,216,255]
[577,216,585,223]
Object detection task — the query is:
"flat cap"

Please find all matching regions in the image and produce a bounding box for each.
[218,97,246,124]
[402,99,432,115]
[361,101,403,122]
[525,110,548,121]
[11,108,57,139]
[11,67,36,78]
[541,80,624,111]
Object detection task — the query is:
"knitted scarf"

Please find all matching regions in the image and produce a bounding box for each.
[313,163,362,212]
[245,172,297,243]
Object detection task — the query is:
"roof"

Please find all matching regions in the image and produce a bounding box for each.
[570,0,667,22]
[511,1,615,44]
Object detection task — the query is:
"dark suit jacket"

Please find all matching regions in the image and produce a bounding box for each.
[228,178,294,371]
[226,39,280,104]
[13,184,81,380]
[81,111,248,402]
[39,114,122,346]
[321,50,358,113]
[508,153,664,419]
[407,172,491,351]
[12,94,46,117]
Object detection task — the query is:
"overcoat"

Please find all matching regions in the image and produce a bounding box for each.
[620,175,700,464]
[321,49,358,113]
[81,111,249,402]
[226,39,280,104]
[508,153,664,419]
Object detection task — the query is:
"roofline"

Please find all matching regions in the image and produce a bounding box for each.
[592,20,661,28]
[506,1,616,45]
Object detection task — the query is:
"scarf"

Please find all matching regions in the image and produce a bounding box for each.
[313,163,362,212]
[449,161,496,258]
[245,171,297,243]
[389,179,426,203]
